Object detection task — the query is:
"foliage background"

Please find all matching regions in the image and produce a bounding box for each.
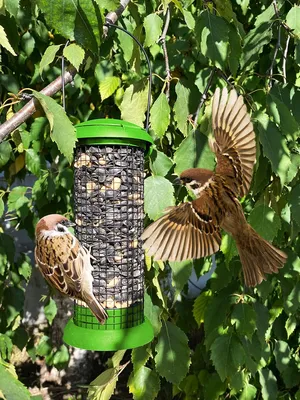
[0,0,300,399]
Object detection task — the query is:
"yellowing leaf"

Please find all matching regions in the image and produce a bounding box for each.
[0,25,16,55]
[119,80,149,127]
[63,43,85,71]
[99,76,121,101]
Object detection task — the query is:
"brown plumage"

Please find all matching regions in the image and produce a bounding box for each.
[35,214,108,324]
[142,87,287,287]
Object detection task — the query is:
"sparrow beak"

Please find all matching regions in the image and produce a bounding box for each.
[173,176,182,186]
[62,220,76,227]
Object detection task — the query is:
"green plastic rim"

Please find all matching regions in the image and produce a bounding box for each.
[63,317,154,351]
[73,303,144,330]
[75,119,153,155]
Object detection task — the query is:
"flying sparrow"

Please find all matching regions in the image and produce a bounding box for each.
[142,87,287,287]
[35,214,108,324]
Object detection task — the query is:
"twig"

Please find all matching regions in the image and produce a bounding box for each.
[0,67,77,143]
[103,0,131,37]
[158,7,171,100]
[193,67,216,129]
[282,34,290,84]
[267,2,282,88]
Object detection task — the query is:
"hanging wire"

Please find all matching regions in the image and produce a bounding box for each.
[104,21,152,133]
[61,40,70,111]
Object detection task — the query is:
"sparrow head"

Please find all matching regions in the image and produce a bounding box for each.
[179,168,214,196]
[35,214,75,239]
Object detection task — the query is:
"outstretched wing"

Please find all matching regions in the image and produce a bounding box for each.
[35,234,89,298]
[142,178,224,262]
[211,87,256,197]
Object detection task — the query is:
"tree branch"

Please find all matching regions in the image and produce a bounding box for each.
[103,0,132,37]
[158,7,171,100]
[0,67,77,143]
[282,34,290,84]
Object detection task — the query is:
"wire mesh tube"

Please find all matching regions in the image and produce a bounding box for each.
[73,144,145,330]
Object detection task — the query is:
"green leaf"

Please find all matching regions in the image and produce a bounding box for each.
[21,31,35,57]
[285,315,297,339]
[4,0,19,16]
[267,92,300,141]
[220,233,238,265]
[0,141,12,168]
[150,93,170,137]
[231,303,257,340]
[286,6,300,38]
[174,130,215,175]
[203,372,227,400]
[32,90,76,163]
[289,184,300,227]
[274,340,290,373]
[0,334,13,360]
[248,204,281,242]
[44,298,57,325]
[240,383,257,400]
[39,44,61,75]
[18,255,32,282]
[228,25,241,77]
[8,186,28,212]
[144,176,175,220]
[144,293,162,336]
[143,14,163,47]
[155,321,190,385]
[258,368,278,400]
[253,302,269,344]
[240,22,272,70]
[63,43,85,71]
[183,10,195,30]
[0,364,31,400]
[99,76,121,101]
[193,290,212,326]
[120,80,149,128]
[174,82,190,136]
[0,25,17,55]
[111,350,126,368]
[25,149,45,177]
[149,149,173,177]
[132,345,151,372]
[0,199,4,218]
[195,11,229,70]
[256,112,291,185]
[36,0,100,53]
[52,344,69,369]
[169,260,193,295]
[210,332,245,382]
[128,367,160,400]
[36,335,52,357]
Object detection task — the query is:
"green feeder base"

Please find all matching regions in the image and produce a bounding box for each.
[63,317,154,351]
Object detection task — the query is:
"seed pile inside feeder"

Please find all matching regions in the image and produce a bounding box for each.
[74,145,145,324]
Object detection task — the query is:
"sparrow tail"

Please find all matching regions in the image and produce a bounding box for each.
[82,293,108,325]
[235,225,287,287]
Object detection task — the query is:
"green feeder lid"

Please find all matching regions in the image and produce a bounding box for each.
[76,119,153,154]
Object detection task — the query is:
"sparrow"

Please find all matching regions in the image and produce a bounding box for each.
[35,214,108,324]
[142,87,287,287]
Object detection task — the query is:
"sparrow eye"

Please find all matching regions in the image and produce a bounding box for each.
[56,224,66,233]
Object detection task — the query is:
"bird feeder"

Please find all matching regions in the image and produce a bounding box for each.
[63,119,154,350]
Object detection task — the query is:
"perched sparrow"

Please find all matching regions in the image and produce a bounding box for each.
[142,87,287,287]
[35,214,108,324]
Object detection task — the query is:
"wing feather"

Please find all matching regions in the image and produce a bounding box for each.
[211,87,256,197]
[142,178,223,262]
